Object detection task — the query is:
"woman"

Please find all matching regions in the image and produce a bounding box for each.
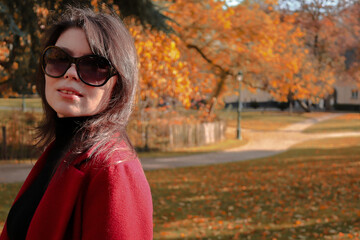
[0,6,153,240]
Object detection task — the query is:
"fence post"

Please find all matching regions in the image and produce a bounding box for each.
[169,125,173,149]
[22,95,26,112]
[165,121,226,149]
[2,126,6,160]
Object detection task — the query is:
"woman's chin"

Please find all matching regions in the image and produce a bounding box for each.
[55,109,81,118]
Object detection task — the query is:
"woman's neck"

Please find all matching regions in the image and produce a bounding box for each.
[55,116,90,144]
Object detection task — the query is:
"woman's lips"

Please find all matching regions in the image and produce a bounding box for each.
[57,88,83,98]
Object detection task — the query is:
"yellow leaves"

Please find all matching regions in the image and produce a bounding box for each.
[294,220,303,226]
[130,23,195,108]
[287,59,299,74]
[0,43,9,62]
[0,88,19,98]
[223,20,232,30]
[169,41,180,60]
[132,0,336,108]
[91,0,99,11]
[144,41,153,49]
[12,62,19,71]
[34,6,49,18]
[264,0,278,5]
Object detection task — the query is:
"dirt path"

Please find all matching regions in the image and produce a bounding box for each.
[225,113,349,153]
[141,113,360,169]
[1,113,359,183]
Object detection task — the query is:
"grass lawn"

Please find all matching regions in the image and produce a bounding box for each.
[146,136,360,239]
[304,113,360,133]
[138,138,248,159]
[0,98,42,109]
[220,110,328,131]
[1,136,360,239]
[0,109,42,121]
[0,183,22,231]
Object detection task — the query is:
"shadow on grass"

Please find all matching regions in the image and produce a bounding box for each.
[304,125,360,133]
[0,183,22,222]
[1,144,41,160]
[165,217,360,240]
[150,144,360,239]
[136,147,209,159]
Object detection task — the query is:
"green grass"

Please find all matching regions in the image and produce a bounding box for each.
[0,159,36,165]
[304,113,360,133]
[219,110,327,131]
[147,136,360,239]
[138,138,248,159]
[0,98,42,109]
[0,183,22,230]
[0,109,42,120]
[1,136,360,239]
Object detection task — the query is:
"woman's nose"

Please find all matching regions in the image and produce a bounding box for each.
[64,63,80,81]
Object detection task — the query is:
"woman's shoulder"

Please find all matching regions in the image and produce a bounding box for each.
[78,142,151,197]
[74,139,144,178]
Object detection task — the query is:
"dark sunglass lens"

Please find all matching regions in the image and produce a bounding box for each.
[78,56,110,85]
[44,48,70,77]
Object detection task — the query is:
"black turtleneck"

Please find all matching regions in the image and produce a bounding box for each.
[6,116,88,240]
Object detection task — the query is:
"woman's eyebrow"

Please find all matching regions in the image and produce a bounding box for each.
[55,45,93,57]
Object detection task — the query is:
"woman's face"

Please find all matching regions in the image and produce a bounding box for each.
[45,27,117,118]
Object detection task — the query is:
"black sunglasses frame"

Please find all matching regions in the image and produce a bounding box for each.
[41,46,118,87]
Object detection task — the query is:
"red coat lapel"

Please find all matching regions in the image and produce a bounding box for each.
[13,144,54,204]
[26,162,85,240]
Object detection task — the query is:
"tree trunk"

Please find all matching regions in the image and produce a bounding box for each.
[297,100,311,112]
[207,73,227,115]
[287,91,294,115]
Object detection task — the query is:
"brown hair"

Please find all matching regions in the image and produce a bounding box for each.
[36,6,138,164]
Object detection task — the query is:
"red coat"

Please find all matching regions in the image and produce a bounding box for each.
[0,142,153,240]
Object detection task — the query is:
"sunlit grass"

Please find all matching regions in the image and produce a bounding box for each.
[138,138,248,159]
[0,159,36,165]
[220,110,328,131]
[1,137,360,238]
[0,109,42,120]
[0,183,22,232]
[0,98,42,109]
[304,113,360,133]
[147,136,360,239]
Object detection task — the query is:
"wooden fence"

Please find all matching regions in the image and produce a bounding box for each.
[0,124,39,160]
[128,120,226,151]
[168,121,226,149]
[1,115,226,159]
[0,111,40,160]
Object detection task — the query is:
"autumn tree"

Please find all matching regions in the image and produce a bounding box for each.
[162,0,335,112]
[129,22,194,108]
[279,0,355,109]
[0,0,171,95]
[333,1,360,86]
[0,1,40,95]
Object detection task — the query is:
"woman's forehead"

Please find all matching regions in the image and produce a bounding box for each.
[55,28,92,57]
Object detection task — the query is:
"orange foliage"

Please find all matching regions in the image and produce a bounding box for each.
[0,0,351,105]
[0,42,10,87]
[129,23,195,108]
[160,0,335,105]
[0,42,9,62]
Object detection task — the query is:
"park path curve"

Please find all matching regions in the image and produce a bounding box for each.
[140,113,360,169]
[1,113,360,183]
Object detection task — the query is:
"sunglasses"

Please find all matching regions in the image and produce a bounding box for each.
[41,46,118,87]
